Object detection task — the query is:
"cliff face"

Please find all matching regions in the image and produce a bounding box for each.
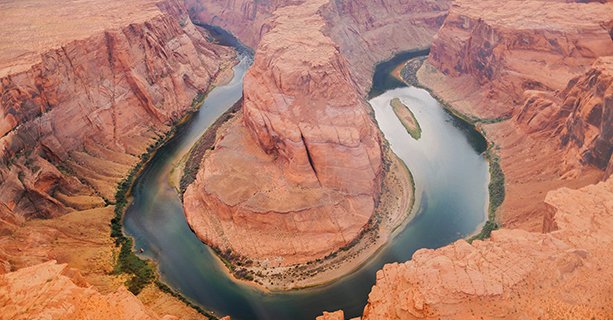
[427,0,613,117]
[518,57,613,174]
[183,0,302,48]
[0,0,233,230]
[319,0,449,92]
[417,0,613,230]
[359,176,613,319]
[0,261,177,320]
[185,0,450,92]
[184,0,383,266]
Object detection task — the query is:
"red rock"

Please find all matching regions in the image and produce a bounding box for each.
[517,57,613,174]
[0,0,233,228]
[185,0,451,92]
[0,261,175,320]
[184,0,383,266]
[357,177,613,319]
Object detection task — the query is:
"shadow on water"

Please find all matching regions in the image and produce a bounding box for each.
[123,27,489,320]
[368,48,430,99]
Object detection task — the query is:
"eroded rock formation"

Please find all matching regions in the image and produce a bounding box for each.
[518,57,613,174]
[427,0,613,117]
[0,0,233,231]
[185,0,450,92]
[184,0,383,266]
[0,261,178,320]
[182,0,452,266]
[418,0,613,230]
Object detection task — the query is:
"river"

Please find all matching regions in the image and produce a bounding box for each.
[123,45,489,319]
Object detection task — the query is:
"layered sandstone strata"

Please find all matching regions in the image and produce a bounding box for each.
[0,0,233,231]
[0,261,178,320]
[184,0,383,265]
[426,0,613,118]
[517,57,613,174]
[417,0,613,230]
[359,177,613,319]
[185,0,450,92]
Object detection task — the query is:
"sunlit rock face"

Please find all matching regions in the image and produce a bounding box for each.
[517,57,613,174]
[355,176,613,319]
[0,0,233,230]
[0,261,174,320]
[427,0,613,117]
[184,0,383,266]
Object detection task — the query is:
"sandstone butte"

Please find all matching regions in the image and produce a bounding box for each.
[0,0,236,319]
[182,0,451,266]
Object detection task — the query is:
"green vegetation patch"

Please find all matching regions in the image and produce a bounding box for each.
[390,98,422,140]
[469,147,506,242]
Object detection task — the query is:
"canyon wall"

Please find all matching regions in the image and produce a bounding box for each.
[517,57,613,174]
[0,0,233,318]
[426,0,613,118]
[359,176,613,319]
[185,0,450,92]
[0,0,233,232]
[184,0,383,265]
[418,0,613,230]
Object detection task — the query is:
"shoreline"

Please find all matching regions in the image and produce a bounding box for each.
[397,56,505,242]
[110,56,240,319]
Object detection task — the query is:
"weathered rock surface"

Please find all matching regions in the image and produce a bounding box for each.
[0,0,233,231]
[427,0,613,118]
[0,261,178,320]
[183,0,452,266]
[517,57,613,174]
[186,0,450,92]
[359,177,613,319]
[418,0,613,230]
[184,0,383,266]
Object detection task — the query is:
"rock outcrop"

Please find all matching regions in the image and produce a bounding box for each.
[184,0,383,266]
[359,176,613,319]
[182,0,452,266]
[0,261,178,320]
[0,0,234,231]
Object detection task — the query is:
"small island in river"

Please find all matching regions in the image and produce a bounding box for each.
[390,97,422,140]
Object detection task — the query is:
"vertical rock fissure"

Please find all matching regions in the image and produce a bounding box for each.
[300,130,321,185]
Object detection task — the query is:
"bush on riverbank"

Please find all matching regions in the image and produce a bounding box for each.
[110,132,175,295]
[469,148,505,242]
